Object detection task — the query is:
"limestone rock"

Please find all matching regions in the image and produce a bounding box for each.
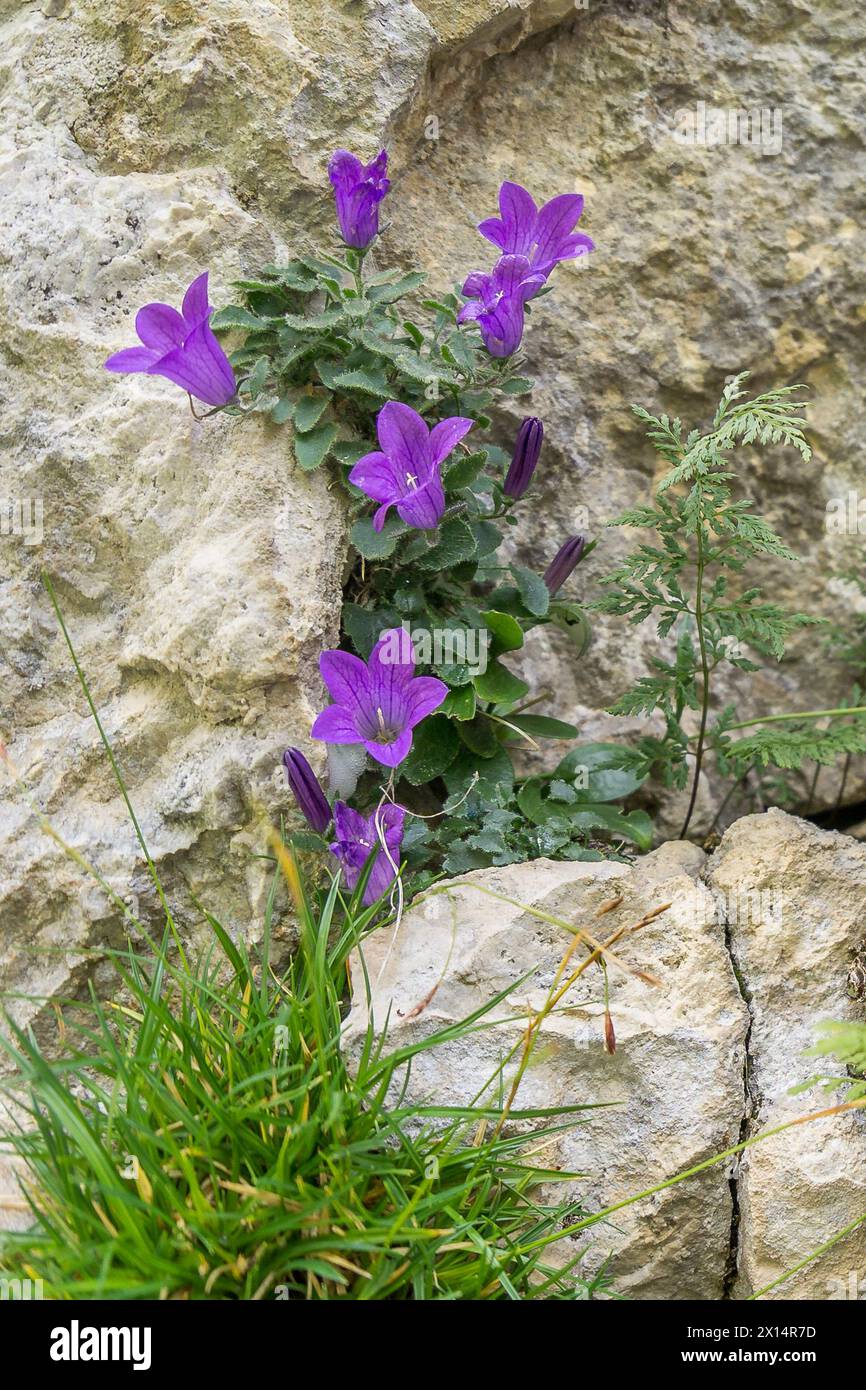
[4,0,866,1023]
[707,809,866,1300]
[345,845,748,1299]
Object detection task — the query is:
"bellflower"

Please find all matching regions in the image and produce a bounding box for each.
[457,254,545,357]
[478,181,594,276]
[311,626,447,768]
[103,272,237,407]
[503,417,543,499]
[328,148,390,249]
[329,801,405,905]
[282,748,331,834]
[349,401,473,532]
[544,535,587,595]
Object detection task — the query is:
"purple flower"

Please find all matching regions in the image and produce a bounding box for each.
[311,626,447,768]
[349,401,473,532]
[504,417,543,499]
[478,181,594,276]
[329,801,405,905]
[104,272,237,407]
[328,148,390,249]
[282,748,331,834]
[544,535,587,595]
[457,255,545,358]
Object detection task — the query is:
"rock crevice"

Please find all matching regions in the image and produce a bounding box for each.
[346,810,866,1299]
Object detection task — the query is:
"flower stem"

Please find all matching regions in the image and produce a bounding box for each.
[680,510,710,839]
[727,705,866,732]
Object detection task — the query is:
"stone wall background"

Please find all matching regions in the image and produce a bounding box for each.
[3,0,866,1017]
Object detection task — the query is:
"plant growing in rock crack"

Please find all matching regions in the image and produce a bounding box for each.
[104,150,659,881]
[592,374,866,838]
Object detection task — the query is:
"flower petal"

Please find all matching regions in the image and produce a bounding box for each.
[311,703,362,744]
[372,501,393,532]
[368,627,415,692]
[182,272,212,327]
[396,474,445,530]
[404,676,448,726]
[533,193,584,267]
[328,148,364,190]
[104,346,161,373]
[476,216,508,250]
[362,728,413,768]
[135,303,187,351]
[348,450,403,503]
[496,181,538,256]
[319,649,370,714]
[462,270,493,298]
[492,254,533,294]
[150,320,236,406]
[429,416,474,465]
[376,401,431,473]
[556,232,595,260]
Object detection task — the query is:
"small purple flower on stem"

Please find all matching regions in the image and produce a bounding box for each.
[349,401,473,532]
[311,626,447,768]
[329,801,405,905]
[457,255,545,358]
[503,417,543,499]
[103,272,237,407]
[478,181,594,276]
[544,536,587,596]
[328,149,390,249]
[282,748,331,834]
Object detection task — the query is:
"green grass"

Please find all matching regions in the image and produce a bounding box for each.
[0,855,609,1300]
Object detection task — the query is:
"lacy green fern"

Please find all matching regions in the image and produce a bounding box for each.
[594,374,866,836]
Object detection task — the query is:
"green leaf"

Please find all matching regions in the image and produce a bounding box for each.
[400,716,460,785]
[271,396,295,424]
[498,376,534,395]
[293,422,339,471]
[350,514,408,560]
[440,686,476,721]
[480,609,524,658]
[239,356,271,398]
[443,451,486,490]
[470,520,503,557]
[566,805,653,851]
[331,368,392,399]
[512,565,550,618]
[444,746,515,801]
[211,306,275,332]
[293,394,332,432]
[550,601,592,655]
[416,518,477,570]
[554,743,648,802]
[458,714,501,759]
[504,715,579,740]
[366,272,427,304]
[342,602,392,659]
[472,660,529,706]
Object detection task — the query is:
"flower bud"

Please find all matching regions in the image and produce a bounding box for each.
[503,417,543,499]
[543,535,586,596]
[282,748,331,834]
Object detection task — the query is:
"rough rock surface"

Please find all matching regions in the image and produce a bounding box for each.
[345,810,866,1299]
[707,810,866,1300]
[345,840,749,1299]
[3,2,866,1016]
